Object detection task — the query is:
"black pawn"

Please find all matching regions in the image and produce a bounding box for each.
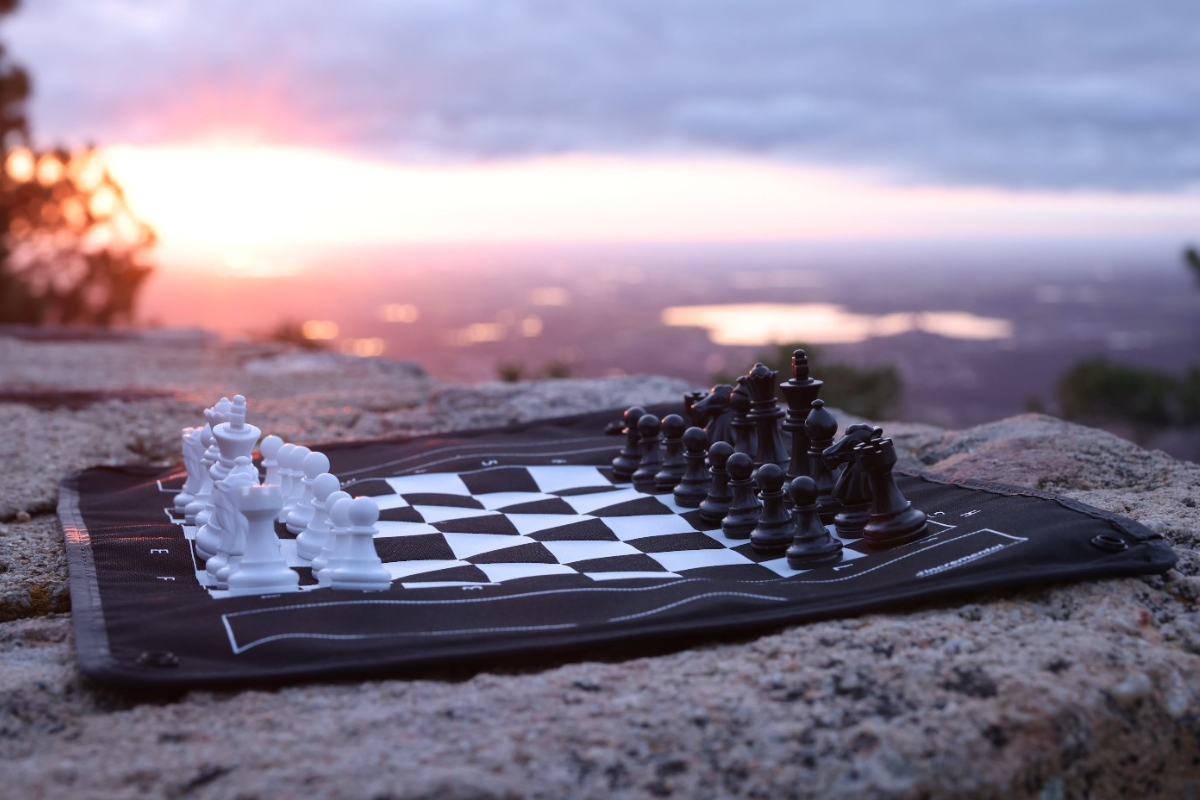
[631,414,665,494]
[805,399,843,525]
[750,463,796,554]
[786,477,844,569]
[699,441,735,524]
[610,405,646,482]
[655,414,688,493]
[730,379,757,459]
[721,452,761,540]
[859,438,929,549]
[673,427,712,508]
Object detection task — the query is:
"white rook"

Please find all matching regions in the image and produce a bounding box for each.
[227,484,301,596]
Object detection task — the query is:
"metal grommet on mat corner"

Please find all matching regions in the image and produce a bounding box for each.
[136,650,180,668]
[1090,534,1129,553]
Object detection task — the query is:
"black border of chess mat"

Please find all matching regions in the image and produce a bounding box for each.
[60,405,1178,690]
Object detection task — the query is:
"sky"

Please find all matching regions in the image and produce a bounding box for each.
[4,0,1199,253]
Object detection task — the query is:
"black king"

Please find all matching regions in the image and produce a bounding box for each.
[778,349,823,486]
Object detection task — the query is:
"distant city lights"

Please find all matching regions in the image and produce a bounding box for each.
[519,315,543,337]
[340,337,385,357]
[380,303,420,323]
[531,287,569,306]
[301,319,338,340]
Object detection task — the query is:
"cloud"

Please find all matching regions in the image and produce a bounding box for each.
[6,0,1200,191]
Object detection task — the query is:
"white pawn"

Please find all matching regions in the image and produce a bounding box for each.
[287,450,330,535]
[295,473,341,560]
[259,435,284,488]
[312,491,352,582]
[327,497,391,592]
[274,443,297,522]
[206,456,260,587]
[280,445,311,524]
[175,426,205,514]
[227,484,300,596]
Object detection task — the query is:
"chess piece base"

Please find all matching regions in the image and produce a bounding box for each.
[863,507,929,550]
[786,537,844,569]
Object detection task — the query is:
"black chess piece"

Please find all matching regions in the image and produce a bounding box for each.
[692,384,735,446]
[673,427,712,508]
[859,437,928,549]
[699,441,735,524]
[805,399,844,525]
[730,379,756,459]
[610,405,646,482]
[822,424,881,539]
[743,362,789,472]
[631,414,665,494]
[785,477,844,569]
[655,414,688,492]
[683,390,706,427]
[750,463,796,554]
[779,349,823,488]
[721,452,761,539]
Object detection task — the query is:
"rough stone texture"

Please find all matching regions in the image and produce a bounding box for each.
[0,514,70,622]
[1,333,1198,799]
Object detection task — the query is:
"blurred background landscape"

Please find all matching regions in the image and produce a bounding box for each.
[1,1,1198,459]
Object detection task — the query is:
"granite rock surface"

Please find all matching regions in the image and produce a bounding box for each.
[1,334,1198,799]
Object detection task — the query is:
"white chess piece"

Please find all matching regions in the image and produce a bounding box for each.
[174,426,204,513]
[274,442,297,522]
[295,473,341,561]
[226,484,300,596]
[327,497,391,592]
[259,434,284,488]
[287,450,330,535]
[184,419,217,526]
[192,397,232,553]
[197,395,259,560]
[312,490,352,582]
[206,456,259,587]
[280,445,311,523]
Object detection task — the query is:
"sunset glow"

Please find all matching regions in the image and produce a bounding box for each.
[100,144,1200,257]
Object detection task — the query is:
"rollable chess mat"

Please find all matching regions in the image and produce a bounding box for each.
[61,406,1177,689]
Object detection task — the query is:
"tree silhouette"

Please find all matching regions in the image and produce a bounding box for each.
[0,0,155,325]
[1051,247,1200,451]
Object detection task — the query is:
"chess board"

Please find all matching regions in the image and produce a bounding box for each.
[198,464,903,594]
[62,406,1177,689]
